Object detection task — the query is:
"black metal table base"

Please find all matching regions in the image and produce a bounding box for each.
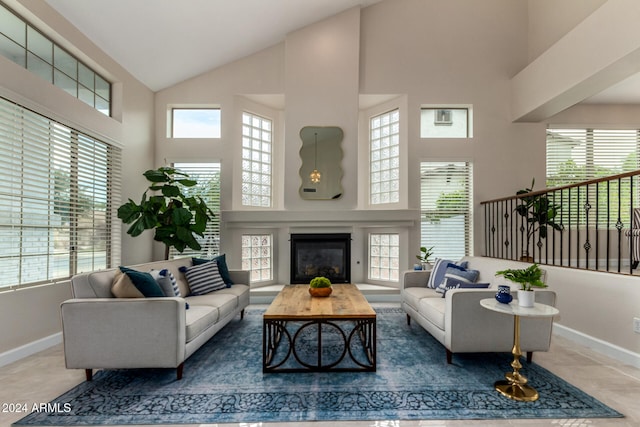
[263,318,376,373]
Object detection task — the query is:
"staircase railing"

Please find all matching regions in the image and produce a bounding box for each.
[481,171,640,274]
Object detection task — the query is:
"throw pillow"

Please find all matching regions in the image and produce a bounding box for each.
[119,266,165,297]
[435,264,480,295]
[192,254,233,286]
[111,270,144,298]
[441,281,490,297]
[150,269,174,297]
[180,261,226,295]
[160,269,181,297]
[427,258,469,289]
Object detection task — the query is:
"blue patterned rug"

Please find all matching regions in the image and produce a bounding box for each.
[15,308,622,425]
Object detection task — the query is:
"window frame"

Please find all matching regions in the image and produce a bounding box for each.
[241,111,273,207]
[420,105,473,139]
[170,107,221,139]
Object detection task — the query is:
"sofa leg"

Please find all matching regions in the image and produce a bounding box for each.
[240,309,245,320]
[85,369,93,381]
[446,350,453,364]
[176,363,184,380]
[526,351,533,363]
[406,314,411,325]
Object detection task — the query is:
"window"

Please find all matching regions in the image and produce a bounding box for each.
[241,112,272,207]
[370,109,400,205]
[369,233,399,282]
[241,234,272,282]
[546,128,640,226]
[420,162,473,259]
[168,163,221,259]
[421,107,470,138]
[0,3,111,116]
[171,108,221,138]
[0,96,121,289]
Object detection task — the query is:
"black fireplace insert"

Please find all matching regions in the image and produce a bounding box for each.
[290,233,351,284]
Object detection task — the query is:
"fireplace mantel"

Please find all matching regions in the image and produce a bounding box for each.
[221,209,419,228]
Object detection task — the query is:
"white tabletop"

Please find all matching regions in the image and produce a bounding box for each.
[480,298,559,318]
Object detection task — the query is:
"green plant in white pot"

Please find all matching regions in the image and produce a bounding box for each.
[415,246,434,270]
[494,264,547,307]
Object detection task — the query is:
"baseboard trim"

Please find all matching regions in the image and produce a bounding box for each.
[553,323,640,368]
[0,332,62,368]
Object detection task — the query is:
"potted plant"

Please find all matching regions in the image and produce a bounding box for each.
[515,178,563,262]
[117,167,215,258]
[309,276,332,297]
[494,264,547,307]
[416,246,435,270]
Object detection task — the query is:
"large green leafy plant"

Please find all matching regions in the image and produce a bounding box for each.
[495,264,547,291]
[117,167,214,254]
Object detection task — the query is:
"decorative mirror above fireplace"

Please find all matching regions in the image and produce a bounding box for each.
[298,126,343,200]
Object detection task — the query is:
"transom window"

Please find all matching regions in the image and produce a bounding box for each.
[420,161,473,259]
[0,3,111,116]
[0,96,121,289]
[241,112,272,207]
[420,107,471,138]
[171,108,221,138]
[370,109,400,205]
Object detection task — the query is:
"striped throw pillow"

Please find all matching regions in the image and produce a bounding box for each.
[181,262,226,295]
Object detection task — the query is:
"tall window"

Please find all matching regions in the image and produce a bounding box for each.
[369,233,399,282]
[241,234,272,282]
[241,112,272,207]
[370,109,400,205]
[0,3,111,116]
[171,108,221,138]
[169,163,221,259]
[420,162,473,259]
[0,96,121,289]
[546,128,640,226]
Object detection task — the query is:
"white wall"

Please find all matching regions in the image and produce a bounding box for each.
[0,0,154,356]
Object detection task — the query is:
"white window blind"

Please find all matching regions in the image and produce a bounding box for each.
[169,163,221,259]
[0,96,121,289]
[241,112,272,207]
[370,109,400,205]
[420,162,473,259]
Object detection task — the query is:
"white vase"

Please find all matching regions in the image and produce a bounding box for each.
[517,290,535,307]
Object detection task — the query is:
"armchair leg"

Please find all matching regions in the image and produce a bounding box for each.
[406,314,411,325]
[526,351,533,363]
[85,369,93,381]
[177,363,184,380]
[446,349,453,364]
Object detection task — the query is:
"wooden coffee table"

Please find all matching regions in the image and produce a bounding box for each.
[262,283,376,373]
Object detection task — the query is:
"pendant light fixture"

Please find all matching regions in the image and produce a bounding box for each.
[310,132,321,183]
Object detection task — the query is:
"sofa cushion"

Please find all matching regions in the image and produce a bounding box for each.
[184,305,219,343]
[427,258,468,289]
[193,254,233,286]
[418,297,446,330]
[402,286,440,310]
[180,262,227,295]
[187,293,238,320]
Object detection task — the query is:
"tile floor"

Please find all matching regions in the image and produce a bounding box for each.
[1,305,639,427]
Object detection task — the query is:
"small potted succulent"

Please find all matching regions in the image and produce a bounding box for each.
[495,264,547,307]
[309,276,332,297]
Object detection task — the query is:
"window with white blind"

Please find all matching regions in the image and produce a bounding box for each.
[0,3,111,116]
[0,96,121,289]
[370,109,400,205]
[241,234,272,282]
[168,163,221,259]
[369,233,400,282]
[546,128,640,226]
[241,112,272,207]
[420,161,473,259]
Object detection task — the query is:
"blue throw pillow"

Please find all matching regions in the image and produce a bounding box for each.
[436,265,480,295]
[193,254,233,286]
[427,258,469,289]
[119,266,165,297]
[441,281,490,297]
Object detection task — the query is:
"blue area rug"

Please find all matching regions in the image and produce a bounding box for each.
[15,308,622,425]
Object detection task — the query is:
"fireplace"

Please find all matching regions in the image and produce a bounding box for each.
[290,233,351,284]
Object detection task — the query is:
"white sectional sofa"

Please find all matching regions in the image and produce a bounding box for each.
[61,258,250,381]
[401,256,556,364]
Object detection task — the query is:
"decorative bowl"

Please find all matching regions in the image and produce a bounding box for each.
[309,287,332,297]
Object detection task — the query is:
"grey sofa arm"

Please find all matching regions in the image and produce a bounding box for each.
[228,269,250,285]
[402,270,431,289]
[61,297,187,371]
